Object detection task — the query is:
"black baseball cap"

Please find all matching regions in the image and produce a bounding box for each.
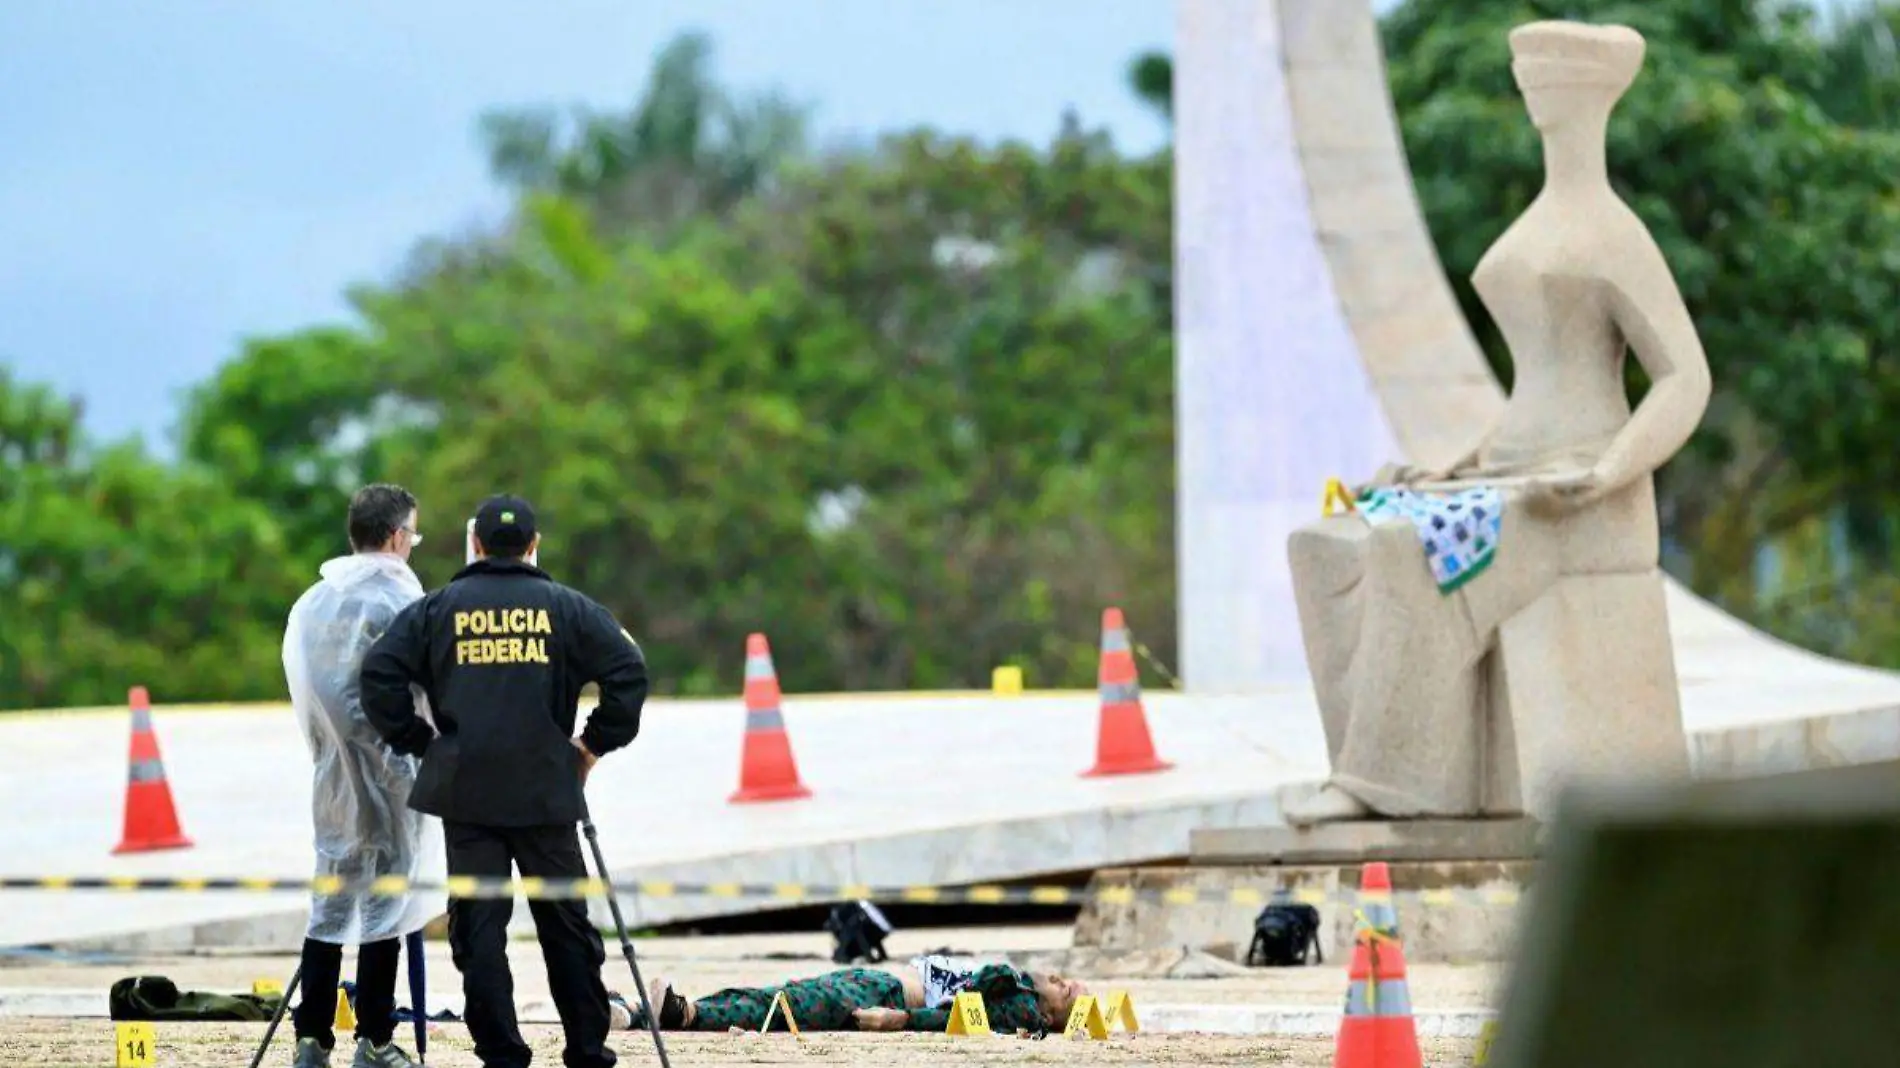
[473,494,537,556]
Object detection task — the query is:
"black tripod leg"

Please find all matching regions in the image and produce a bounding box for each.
[580,803,672,1068]
[246,963,303,1068]
[405,929,428,1063]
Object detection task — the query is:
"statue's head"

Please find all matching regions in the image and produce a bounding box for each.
[1508,21,1645,132]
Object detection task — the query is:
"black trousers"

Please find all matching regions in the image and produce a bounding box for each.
[292,937,400,1049]
[445,820,614,1068]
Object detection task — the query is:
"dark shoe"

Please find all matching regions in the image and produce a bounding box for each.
[656,980,688,1029]
[291,1037,331,1068]
[625,977,688,1030]
[348,1037,417,1068]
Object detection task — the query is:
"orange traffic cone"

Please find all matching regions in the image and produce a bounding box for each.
[112,686,193,854]
[1082,608,1173,778]
[1334,862,1421,1068]
[728,634,812,803]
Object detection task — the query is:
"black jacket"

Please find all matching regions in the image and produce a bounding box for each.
[360,557,647,827]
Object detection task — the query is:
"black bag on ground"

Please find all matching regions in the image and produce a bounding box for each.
[1247,902,1324,967]
[823,899,893,964]
[108,975,281,1021]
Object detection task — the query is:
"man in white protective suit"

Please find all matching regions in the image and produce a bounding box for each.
[282,483,445,1068]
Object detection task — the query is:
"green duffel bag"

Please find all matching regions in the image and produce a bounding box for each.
[108,975,283,1022]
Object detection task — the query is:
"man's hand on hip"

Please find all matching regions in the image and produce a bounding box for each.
[571,737,599,783]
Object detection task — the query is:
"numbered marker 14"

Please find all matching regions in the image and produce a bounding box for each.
[116,1021,156,1067]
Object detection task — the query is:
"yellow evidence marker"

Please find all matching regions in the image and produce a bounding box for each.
[115,1021,156,1067]
[991,665,1024,695]
[1063,995,1108,1040]
[1102,989,1140,1032]
[945,991,992,1035]
[334,986,357,1031]
[252,978,284,998]
[758,990,803,1039]
[1321,476,1359,517]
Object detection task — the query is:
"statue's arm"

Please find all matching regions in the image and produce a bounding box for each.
[1370,426,1494,491]
[1595,233,1714,494]
[1441,431,1492,477]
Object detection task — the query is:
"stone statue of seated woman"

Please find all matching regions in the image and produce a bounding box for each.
[1283,20,1712,826]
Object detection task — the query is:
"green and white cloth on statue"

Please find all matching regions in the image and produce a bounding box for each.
[1358,486,1504,594]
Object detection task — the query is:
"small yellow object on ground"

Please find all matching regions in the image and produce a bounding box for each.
[946,991,992,1035]
[758,990,803,1039]
[991,666,1024,695]
[1064,995,1108,1040]
[115,1021,155,1067]
[1103,990,1140,1032]
[1321,477,1358,517]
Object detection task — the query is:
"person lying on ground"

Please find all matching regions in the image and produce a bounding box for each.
[608,955,1088,1036]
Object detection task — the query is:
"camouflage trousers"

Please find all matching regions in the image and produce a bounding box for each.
[692,968,905,1031]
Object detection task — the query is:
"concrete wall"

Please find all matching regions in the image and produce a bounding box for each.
[1075,862,1533,964]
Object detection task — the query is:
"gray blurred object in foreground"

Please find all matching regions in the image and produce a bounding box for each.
[1490,761,1900,1068]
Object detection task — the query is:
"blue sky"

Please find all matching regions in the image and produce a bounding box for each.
[0,1,1177,448]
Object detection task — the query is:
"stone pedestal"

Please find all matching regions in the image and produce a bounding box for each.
[1191,818,1542,865]
[1074,860,1533,963]
[1077,819,1542,963]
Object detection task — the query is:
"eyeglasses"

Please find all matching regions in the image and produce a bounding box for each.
[401,525,423,545]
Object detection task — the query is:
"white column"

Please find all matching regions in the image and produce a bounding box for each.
[1173,0,1399,693]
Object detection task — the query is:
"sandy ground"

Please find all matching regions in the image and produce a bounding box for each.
[2,925,1495,1066]
[1,1019,1482,1068]
[0,926,1502,1009]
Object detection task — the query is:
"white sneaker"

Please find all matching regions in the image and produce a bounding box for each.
[608,992,633,1031]
[349,1037,417,1068]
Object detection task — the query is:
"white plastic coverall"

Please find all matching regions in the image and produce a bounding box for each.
[283,553,446,944]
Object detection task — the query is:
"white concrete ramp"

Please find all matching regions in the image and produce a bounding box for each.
[3,642,1897,951]
[0,691,1329,949]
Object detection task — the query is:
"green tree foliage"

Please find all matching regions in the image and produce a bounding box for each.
[0,369,304,707]
[327,123,1169,696]
[1816,1,1900,128]
[125,34,1173,702]
[1127,51,1173,124]
[479,31,809,232]
[8,10,1900,709]
[179,328,396,567]
[729,124,1175,690]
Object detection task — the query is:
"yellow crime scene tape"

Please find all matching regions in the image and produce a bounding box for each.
[0,875,1522,907]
